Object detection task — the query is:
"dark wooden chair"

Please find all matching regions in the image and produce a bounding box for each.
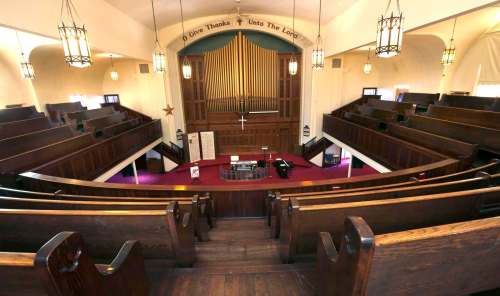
[0,201,196,266]
[0,231,148,296]
[317,216,500,295]
[279,186,500,262]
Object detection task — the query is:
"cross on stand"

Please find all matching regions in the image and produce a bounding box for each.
[238,113,248,131]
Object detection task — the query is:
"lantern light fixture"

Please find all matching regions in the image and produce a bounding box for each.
[16,32,35,79]
[441,18,457,65]
[179,0,192,80]
[375,0,404,58]
[312,0,324,69]
[58,0,92,68]
[288,0,298,76]
[363,48,373,75]
[150,0,166,73]
[109,55,118,81]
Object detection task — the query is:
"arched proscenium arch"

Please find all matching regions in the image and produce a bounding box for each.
[163,16,315,146]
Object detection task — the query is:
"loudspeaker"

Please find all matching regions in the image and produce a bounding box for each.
[139,64,150,74]
[331,58,342,68]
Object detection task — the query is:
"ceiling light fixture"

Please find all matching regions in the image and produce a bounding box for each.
[16,32,35,79]
[58,0,92,68]
[288,0,298,76]
[151,0,166,73]
[109,55,119,81]
[179,0,192,80]
[375,0,404,58]
[441,18,457,66]
[312,0,324,70]
[363,48,372,75]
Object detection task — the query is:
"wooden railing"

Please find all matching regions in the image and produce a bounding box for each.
[323,114,450,170]
[32,120,162,180]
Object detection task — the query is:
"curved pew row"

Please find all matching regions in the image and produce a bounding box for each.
[269,160,500,232]
[0,188,213,241]
[0,202,196,267]
[272,172,500,238]
[0,116,52,141]
[0,232,148,296]
[0,106,44,124]
[16,158,460,218]
[316,216,500,296]
[279,186,500,262]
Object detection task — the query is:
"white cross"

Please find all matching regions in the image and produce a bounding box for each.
[238,114,248,131]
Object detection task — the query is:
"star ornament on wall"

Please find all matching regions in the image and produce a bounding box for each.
[163,104,174,116]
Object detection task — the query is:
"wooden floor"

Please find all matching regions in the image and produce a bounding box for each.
[149,218,317,295]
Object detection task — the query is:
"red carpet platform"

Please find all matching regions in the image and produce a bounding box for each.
[107,153,379,186]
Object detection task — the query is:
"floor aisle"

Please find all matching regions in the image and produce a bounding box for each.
[149,218,317,295]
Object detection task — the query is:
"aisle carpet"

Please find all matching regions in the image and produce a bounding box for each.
[107,153,379,185]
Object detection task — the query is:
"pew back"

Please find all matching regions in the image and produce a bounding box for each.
[280,186,500,262]
[427,104,500,129]
[0,125,76,160]
[0,202,195,266]
[0,106,43,123]
[102,118,141,138]
[0,117,52,140]
[366,98,415,115]
[46,102,86,124]
[399,92,439,108]
[440,94,500,111]
[406,114,500,154]
[64,106,116,126]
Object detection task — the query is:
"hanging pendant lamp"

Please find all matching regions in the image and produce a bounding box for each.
[441,18,457,65]
[312,0,324,69]
[58,0,92,68]
[109,55,119,81]
[363,48,372,75]
[375,0,404,58]
[288,0,298,76]
[16,32,35,79]
[179,0,192,79]
[151,0,166,73]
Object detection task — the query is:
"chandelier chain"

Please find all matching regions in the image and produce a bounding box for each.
[151,0,160,44]
[317,0,322,39]
[59,0,80,24]
[384,0,401,16]
[292,0,295,45]
[450,18,457,42]
[180,0,186,48]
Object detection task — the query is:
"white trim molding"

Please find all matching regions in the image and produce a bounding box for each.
[323,132,391,173]
[93,138,163,182]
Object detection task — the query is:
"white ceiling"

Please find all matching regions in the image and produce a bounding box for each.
[104,0,360,29]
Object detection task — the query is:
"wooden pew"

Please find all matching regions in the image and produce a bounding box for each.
[399,92,439,109]
[355,105,400,122]
[426,104,500,129]
[102,118,142,138]
[0,133,96,175]
[0,186,216,229]
[366,98,416,115]
[46,102,86,124]
[279,186,500,262]
[406,114,500,154]
[64,106,117,128]
[323,115,451,170]
[0,232,148,296]
[343,112,383,130]
[0,190,213,241]
[386,123,478,167]
[0,117,52,140]
[0,106,44,123]
[0,125,77,160]
[83,112,127,136]
[0,201,196,266]
[439,94,500,111]
[317,216,500,295]
[272,173,497,238]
